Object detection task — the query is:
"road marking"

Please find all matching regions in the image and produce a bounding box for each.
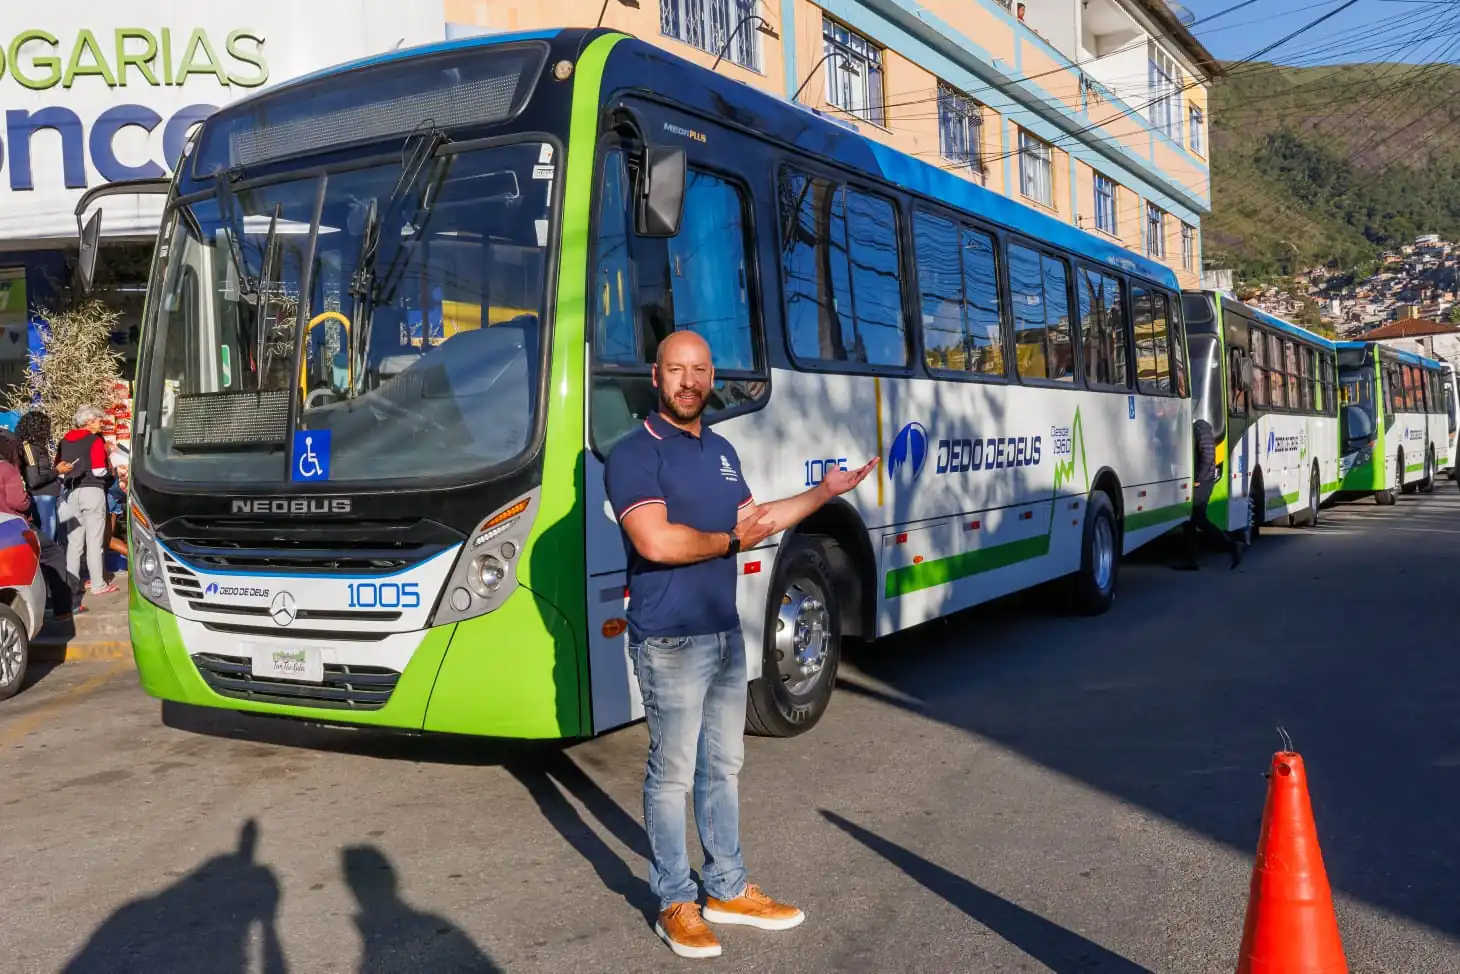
[0,660,131,748]
[30,640,134,663]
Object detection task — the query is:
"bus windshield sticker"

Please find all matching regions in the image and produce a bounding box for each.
[539,144,554,165]
[292,429,331,483]
[1128,395,1136,420]
[532,164,554,180]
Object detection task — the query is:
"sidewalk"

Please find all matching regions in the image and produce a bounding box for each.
[32,575,133,664]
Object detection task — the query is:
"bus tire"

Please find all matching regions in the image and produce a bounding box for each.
[746,535,842,738]
[1061,491,1119,617]
[0,603,30,701]
[1247,475,1265,543]
[1299,465,1320,528]
[1419,449,1435,493]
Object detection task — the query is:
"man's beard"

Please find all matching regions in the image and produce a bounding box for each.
[661,388,706,422]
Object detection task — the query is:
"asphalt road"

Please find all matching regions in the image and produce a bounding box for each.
[6,489,1460,973]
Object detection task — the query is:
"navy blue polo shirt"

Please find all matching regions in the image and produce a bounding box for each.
[604,412,754,640]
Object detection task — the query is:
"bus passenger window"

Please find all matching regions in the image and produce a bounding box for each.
[1008,244,1071,382]
[1165,292,1187,398]
[781,171,907,368]
[1130,285,1170,394]
[914,214,1005,377]
[1268,334,1285,408]
[1077,269,1126,388]
[1250,330,1267,408]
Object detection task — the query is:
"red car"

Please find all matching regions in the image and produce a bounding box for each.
[0,513,47,700]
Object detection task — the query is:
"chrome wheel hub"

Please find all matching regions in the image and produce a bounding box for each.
[0,617,22,688]
[775,579,831,695]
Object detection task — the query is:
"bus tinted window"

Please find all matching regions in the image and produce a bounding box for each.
[1165,292,1187,397]
[1009,244,1073,382]
[1269,334,1285,408]
[1250,328,1267,408]
[1078,270,1128,388]
[1181,292,1214,331]
[1301,346,1314,412]
[914,213,1005,377]
[780,171,908,368]
[1131,285,1170,394]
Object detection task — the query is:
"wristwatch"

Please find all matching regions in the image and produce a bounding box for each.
[726,532,742,557]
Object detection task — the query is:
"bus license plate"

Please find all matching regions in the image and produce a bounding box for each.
[250,644,324,684]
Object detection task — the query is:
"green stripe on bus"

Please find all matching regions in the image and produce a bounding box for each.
[1125,501,1191,532]
[1321,481,1341,494]
[1266,491,1300,508]
[1406,462,1424,473]
[885,534,1051,599]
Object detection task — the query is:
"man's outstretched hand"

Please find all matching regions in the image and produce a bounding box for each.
[820,457,879,498]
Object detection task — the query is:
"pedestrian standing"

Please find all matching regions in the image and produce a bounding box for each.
[0,428,75,621]
[1175,416,1244,571]
[57,404,119,598]
[17,411,61,544]
[604,330,877,960]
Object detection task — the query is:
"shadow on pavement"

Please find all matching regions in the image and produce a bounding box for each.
[841,506,1460,941]
[506,752,658,925]
[821,810,1153,974]
[60,819,287,974]
[60,819,501,973]
[343,845,501,973]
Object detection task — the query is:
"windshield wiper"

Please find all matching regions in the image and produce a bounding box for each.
[214,168,258,303]
[347,124,450,398]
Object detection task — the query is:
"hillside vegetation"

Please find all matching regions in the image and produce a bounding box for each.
[1207,60,1460,280]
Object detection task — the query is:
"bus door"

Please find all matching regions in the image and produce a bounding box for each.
[582,112,772,732]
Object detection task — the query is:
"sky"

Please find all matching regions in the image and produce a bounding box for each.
[1177,0,1448,65]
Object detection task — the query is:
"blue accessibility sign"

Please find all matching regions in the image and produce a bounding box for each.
[292,429,331,482]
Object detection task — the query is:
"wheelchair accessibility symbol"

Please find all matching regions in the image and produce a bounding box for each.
[291,430,331,482]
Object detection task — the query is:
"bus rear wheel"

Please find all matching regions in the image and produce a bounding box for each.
[1059,490,1119,617]
[1247,476,1265,543]
[1419,449,1435,493]
[746,535,843,738]
[1298,465,1320,528]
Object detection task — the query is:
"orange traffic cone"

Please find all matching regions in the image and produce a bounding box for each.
[1235,750,1348,973]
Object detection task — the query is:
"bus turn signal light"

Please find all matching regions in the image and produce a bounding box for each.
[602,618,628,638]
[484,498,530,530]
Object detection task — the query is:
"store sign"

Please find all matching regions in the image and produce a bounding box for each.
[0,4,449,242]
[1,28,267,193]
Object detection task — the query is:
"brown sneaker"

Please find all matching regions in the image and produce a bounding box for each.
[703,883,805,931]
[655,902,723,959]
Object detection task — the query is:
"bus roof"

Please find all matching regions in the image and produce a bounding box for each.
[1197,290,1335,349]
[203,29,1177,291]
[240,29,564,106]
[1336,340,1445,370]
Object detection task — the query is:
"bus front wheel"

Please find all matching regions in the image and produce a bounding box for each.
[746,535,843,738]
[1419,449,1435,493]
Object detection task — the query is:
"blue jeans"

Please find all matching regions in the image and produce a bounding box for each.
[32,494,59,545]
[631,628,748,912]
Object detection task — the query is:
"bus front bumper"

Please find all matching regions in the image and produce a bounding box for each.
[128,583,587,739]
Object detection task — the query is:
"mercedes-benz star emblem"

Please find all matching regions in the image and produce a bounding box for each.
[270,592,298,627]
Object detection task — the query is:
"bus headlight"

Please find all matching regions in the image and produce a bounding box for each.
[471,555,506,596]
[129,499,172,614]
[429,489,541,627]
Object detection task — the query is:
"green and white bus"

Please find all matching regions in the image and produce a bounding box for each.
[82,28,1193,741]
[1441,361,1458,481]
[1181,291,1339,537]
[1336,341,1448,503]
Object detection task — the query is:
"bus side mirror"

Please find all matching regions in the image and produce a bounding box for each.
[77,210,103,294]
[636,146,685,238]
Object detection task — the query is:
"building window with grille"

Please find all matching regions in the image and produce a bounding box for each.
[1181,223,1196,271]
[1146,202,1166,258]
[1148,42,1181,141]
[1018,130,1053,207]
[660,0,760,69]
[1189,105,1204,154]
[823,18,884,126]
[938,83,983,173]
[1094,174,1117,235]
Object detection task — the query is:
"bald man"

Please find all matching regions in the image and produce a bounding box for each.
[604,330,876,960]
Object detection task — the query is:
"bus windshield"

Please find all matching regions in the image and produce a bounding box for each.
[141,141,553,485]
[1340,368,1375,447]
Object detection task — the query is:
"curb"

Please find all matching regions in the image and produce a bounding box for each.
[31,641,134,664]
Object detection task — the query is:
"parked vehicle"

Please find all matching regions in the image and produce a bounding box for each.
[0,513,48,700]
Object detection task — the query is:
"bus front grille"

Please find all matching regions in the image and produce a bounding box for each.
[191,653,399,710]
